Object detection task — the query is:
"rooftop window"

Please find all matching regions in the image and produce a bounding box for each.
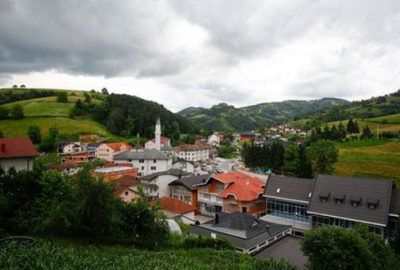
[367,197,379,210]
[350,196,361,207]
[319,192,330,202]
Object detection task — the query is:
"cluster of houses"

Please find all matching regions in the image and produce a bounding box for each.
[0,121,399,257]
[265,123,310,139]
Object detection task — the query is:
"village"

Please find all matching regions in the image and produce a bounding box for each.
[1,118,399,269]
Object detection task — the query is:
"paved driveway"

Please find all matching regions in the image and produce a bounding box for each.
[253,236,308,270]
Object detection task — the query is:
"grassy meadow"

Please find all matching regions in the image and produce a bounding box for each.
[334,140,400,186]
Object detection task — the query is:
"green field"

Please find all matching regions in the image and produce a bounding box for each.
[0,88,117,140]
[334,140,400,186]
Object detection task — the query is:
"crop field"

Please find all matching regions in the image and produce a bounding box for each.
[334,140,400,186]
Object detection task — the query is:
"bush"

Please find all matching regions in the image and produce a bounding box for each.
[10,104,24,119]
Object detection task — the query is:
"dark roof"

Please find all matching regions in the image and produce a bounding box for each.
[115,149,172,160]
[169,174,211,191]
[256,140,290,148]
[389,189,400,216]
[308,174,393,226]
[264,175,313,203]
[199,212,290,239]
[139,169,193,181]
[173,158,194,165]
[0,138,39,159]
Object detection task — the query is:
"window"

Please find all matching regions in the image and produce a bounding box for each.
[124,191,129,196]
[335,199,343,204]
[351,201,360,207]
[151,166,156,170]
[320,197,328,203]
[368,203,376,209]
[139,159,144,163]
[203,194,211,200]
[153,159,156,163]
[141,166,144,170]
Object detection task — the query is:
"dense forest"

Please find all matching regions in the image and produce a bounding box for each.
[93,94,203,139]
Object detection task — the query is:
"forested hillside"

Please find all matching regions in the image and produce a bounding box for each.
[179,98,349,132]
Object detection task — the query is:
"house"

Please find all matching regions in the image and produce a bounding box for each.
[145,136,171,150]
[61,142,83,154]
[0,138,39,172]
[44,162,82,176]
[240,134,256,142]
[208,133,221,146]
[139,168,192,199]
[308,174,398,238]
[111,175,140,202]
[171,159,195,173]
[93,165,138,181]
[254,139,290,148]
[262,175,314,234]
[114,149,173,177]
[152,197,197,225]
[196,171,266,217]
[169,174,211,207]
[62,151,95,164]
[95,142,132,162]
[190,212,291,254]
[176,143,211,162]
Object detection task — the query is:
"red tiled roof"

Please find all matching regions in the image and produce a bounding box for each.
[151,136,170,143]
[152,196,196,215]
[104,163,133,168]
[176,143,211,151]
[111,175,139,195]
[213,171,265,201]
[0,138,39,159]
[106,142,132,152]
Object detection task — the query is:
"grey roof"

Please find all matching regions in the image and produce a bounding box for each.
[114,149,172,160]
[256,140,290,148]
[173,158,194,165]
[197,212,290,240]
[139,169,193,181]
[169,174,211,191]
[264,175,313,203]
[389,189,400,216]
[308,174,394,226]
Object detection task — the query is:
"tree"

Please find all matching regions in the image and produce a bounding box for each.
[347,118,355,134]
[10,104,24,119]
[390,215,400,255]
[270,142,285,172]
[301,225,399,270]
[0,107,9,119]
[308,140,338,174]
[354,120,360,134]
[106,108,126,135]
[297,144,312,178]
[360,125,373,140]
[56,92,68,103]
[27,125,41,144]
[0,130,3,138]
[84,92,92,103]
[20,85,26,88]
[12,85,18,88]
[29,171,76,237]
[121,116,135,138]
[40,126,59,152]
[338,121,346,139]
[282,144,300,174]
[101,88,109,95]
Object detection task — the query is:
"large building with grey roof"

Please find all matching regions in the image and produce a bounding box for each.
[263,174,400,238]
[190,211,291,254]
[114,149,173,177]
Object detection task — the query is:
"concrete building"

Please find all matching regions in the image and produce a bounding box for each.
[95,142,132,162]
[152,196,197,225]
[171,159,195,173]
[169,174,211,207]
[114,149,173,177]
[176,143,211,162]
[0,138,39,172]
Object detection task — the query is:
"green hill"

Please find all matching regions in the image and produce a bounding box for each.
[179,98,349,132]
[0,88,200,141]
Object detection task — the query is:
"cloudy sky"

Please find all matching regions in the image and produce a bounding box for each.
[0,0,399,112]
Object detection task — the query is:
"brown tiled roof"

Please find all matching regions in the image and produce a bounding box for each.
[153,196,196,215]
[0,138,39,158]
[111,175,140,195]
[106,142,132,152]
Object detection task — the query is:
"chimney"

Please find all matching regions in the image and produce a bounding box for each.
[1,144,5,153]
[215,214,219,224]
[155,117,161,151]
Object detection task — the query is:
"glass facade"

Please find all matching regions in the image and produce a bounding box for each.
[267,198,309,223]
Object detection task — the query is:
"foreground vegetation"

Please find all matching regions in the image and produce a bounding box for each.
[0,242,295,270]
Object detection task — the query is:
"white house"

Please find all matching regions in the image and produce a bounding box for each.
[171,159,195,173]
[62,142,83,154]
[0,138,39,172]
[153,197,197,225]
[114,148,173,177]
[208,133,221,146]
[95,142,132,162]
[139,168,192,198]
[176,144,211,162]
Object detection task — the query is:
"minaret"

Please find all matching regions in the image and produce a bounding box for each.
[155,117,161,151]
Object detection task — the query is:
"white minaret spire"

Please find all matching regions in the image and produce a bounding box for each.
[155,117,161,151]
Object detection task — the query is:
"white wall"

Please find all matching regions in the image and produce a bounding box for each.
[155,175,179,198]
[117,158,173,176]
[0,158,34,172]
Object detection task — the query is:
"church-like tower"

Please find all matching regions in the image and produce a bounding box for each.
[155,117,161,151]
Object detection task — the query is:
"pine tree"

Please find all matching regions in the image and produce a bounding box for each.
[338,122,346,139]
[347,118,355,134]
[330,124,338,140]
